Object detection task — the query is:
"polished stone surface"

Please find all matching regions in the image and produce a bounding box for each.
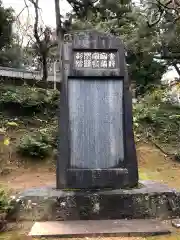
[68,79,124,169]
[29,219,171,237]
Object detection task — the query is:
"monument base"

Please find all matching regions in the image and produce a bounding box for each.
[29,219,171,238]
[10,181,180,221]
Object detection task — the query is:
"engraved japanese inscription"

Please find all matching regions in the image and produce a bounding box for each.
[68,79,124,169]
[74,51,117,69]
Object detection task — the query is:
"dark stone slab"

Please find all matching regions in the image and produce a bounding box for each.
[67,168,129,189]
[29,219,171,237]
[57,31,138,189]
[10,181,180,221]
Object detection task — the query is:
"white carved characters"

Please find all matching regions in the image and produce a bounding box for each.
[75,52,116,68]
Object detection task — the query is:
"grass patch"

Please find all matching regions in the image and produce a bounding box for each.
[139,172,151,181]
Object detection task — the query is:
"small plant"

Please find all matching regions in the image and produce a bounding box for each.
[0,126,10,148]
[5,121,19,130]
[0,188,12,213]
[17,132,52,159]
[0,187,13,232]
[6,121,18,127]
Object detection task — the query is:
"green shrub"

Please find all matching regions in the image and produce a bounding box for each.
[0,187,14,232]
[133,88,180,154]
[39,125,58,147]
[0,188,12,213]
[0,84,59,117]
[17,132,52,159]
[17,125,58,159]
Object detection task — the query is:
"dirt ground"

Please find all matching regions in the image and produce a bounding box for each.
[0,166,55,193]
[0,142,180,192]
[1,142,180,240]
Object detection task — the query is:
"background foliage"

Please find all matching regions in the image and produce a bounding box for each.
[133,87,180,158]
[0,84,59,117]
[1,84,179,161]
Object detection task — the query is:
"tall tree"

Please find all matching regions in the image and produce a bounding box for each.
[29,0,56,82]
[54,0,104,83]
[0,1,17,67]
[54,0,65,85]
[71,0,167,95]
[0,1,14,49]
[16,0,58,81]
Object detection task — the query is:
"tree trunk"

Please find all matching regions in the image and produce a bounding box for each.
[30,0,49,85]
[54,0,65,83]
[42,54,48,86]
[54,0,61,37]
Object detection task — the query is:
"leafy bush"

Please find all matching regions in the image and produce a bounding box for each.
[17,132,52,159]
[134,88,180,155]
[17,126,58,159]
[0,187,14,231]
[0,84,59,117]
[0,188,12,213]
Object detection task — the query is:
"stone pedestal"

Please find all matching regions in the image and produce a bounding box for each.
[12,181,180,221]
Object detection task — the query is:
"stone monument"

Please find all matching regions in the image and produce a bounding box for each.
[15,31,180,229]
[57,30,138,189]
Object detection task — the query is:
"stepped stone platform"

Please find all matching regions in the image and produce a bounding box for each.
[10,180,180,222]
[29,219,171,237]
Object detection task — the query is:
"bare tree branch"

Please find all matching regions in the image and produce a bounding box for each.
[24,0,54,82]
[147,10,164,27]
[147,0,180,27]
[16,0,29,20]
[29,0,41,46]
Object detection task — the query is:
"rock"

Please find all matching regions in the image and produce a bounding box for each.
[0,168,12,176]
[172,219,180,228]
